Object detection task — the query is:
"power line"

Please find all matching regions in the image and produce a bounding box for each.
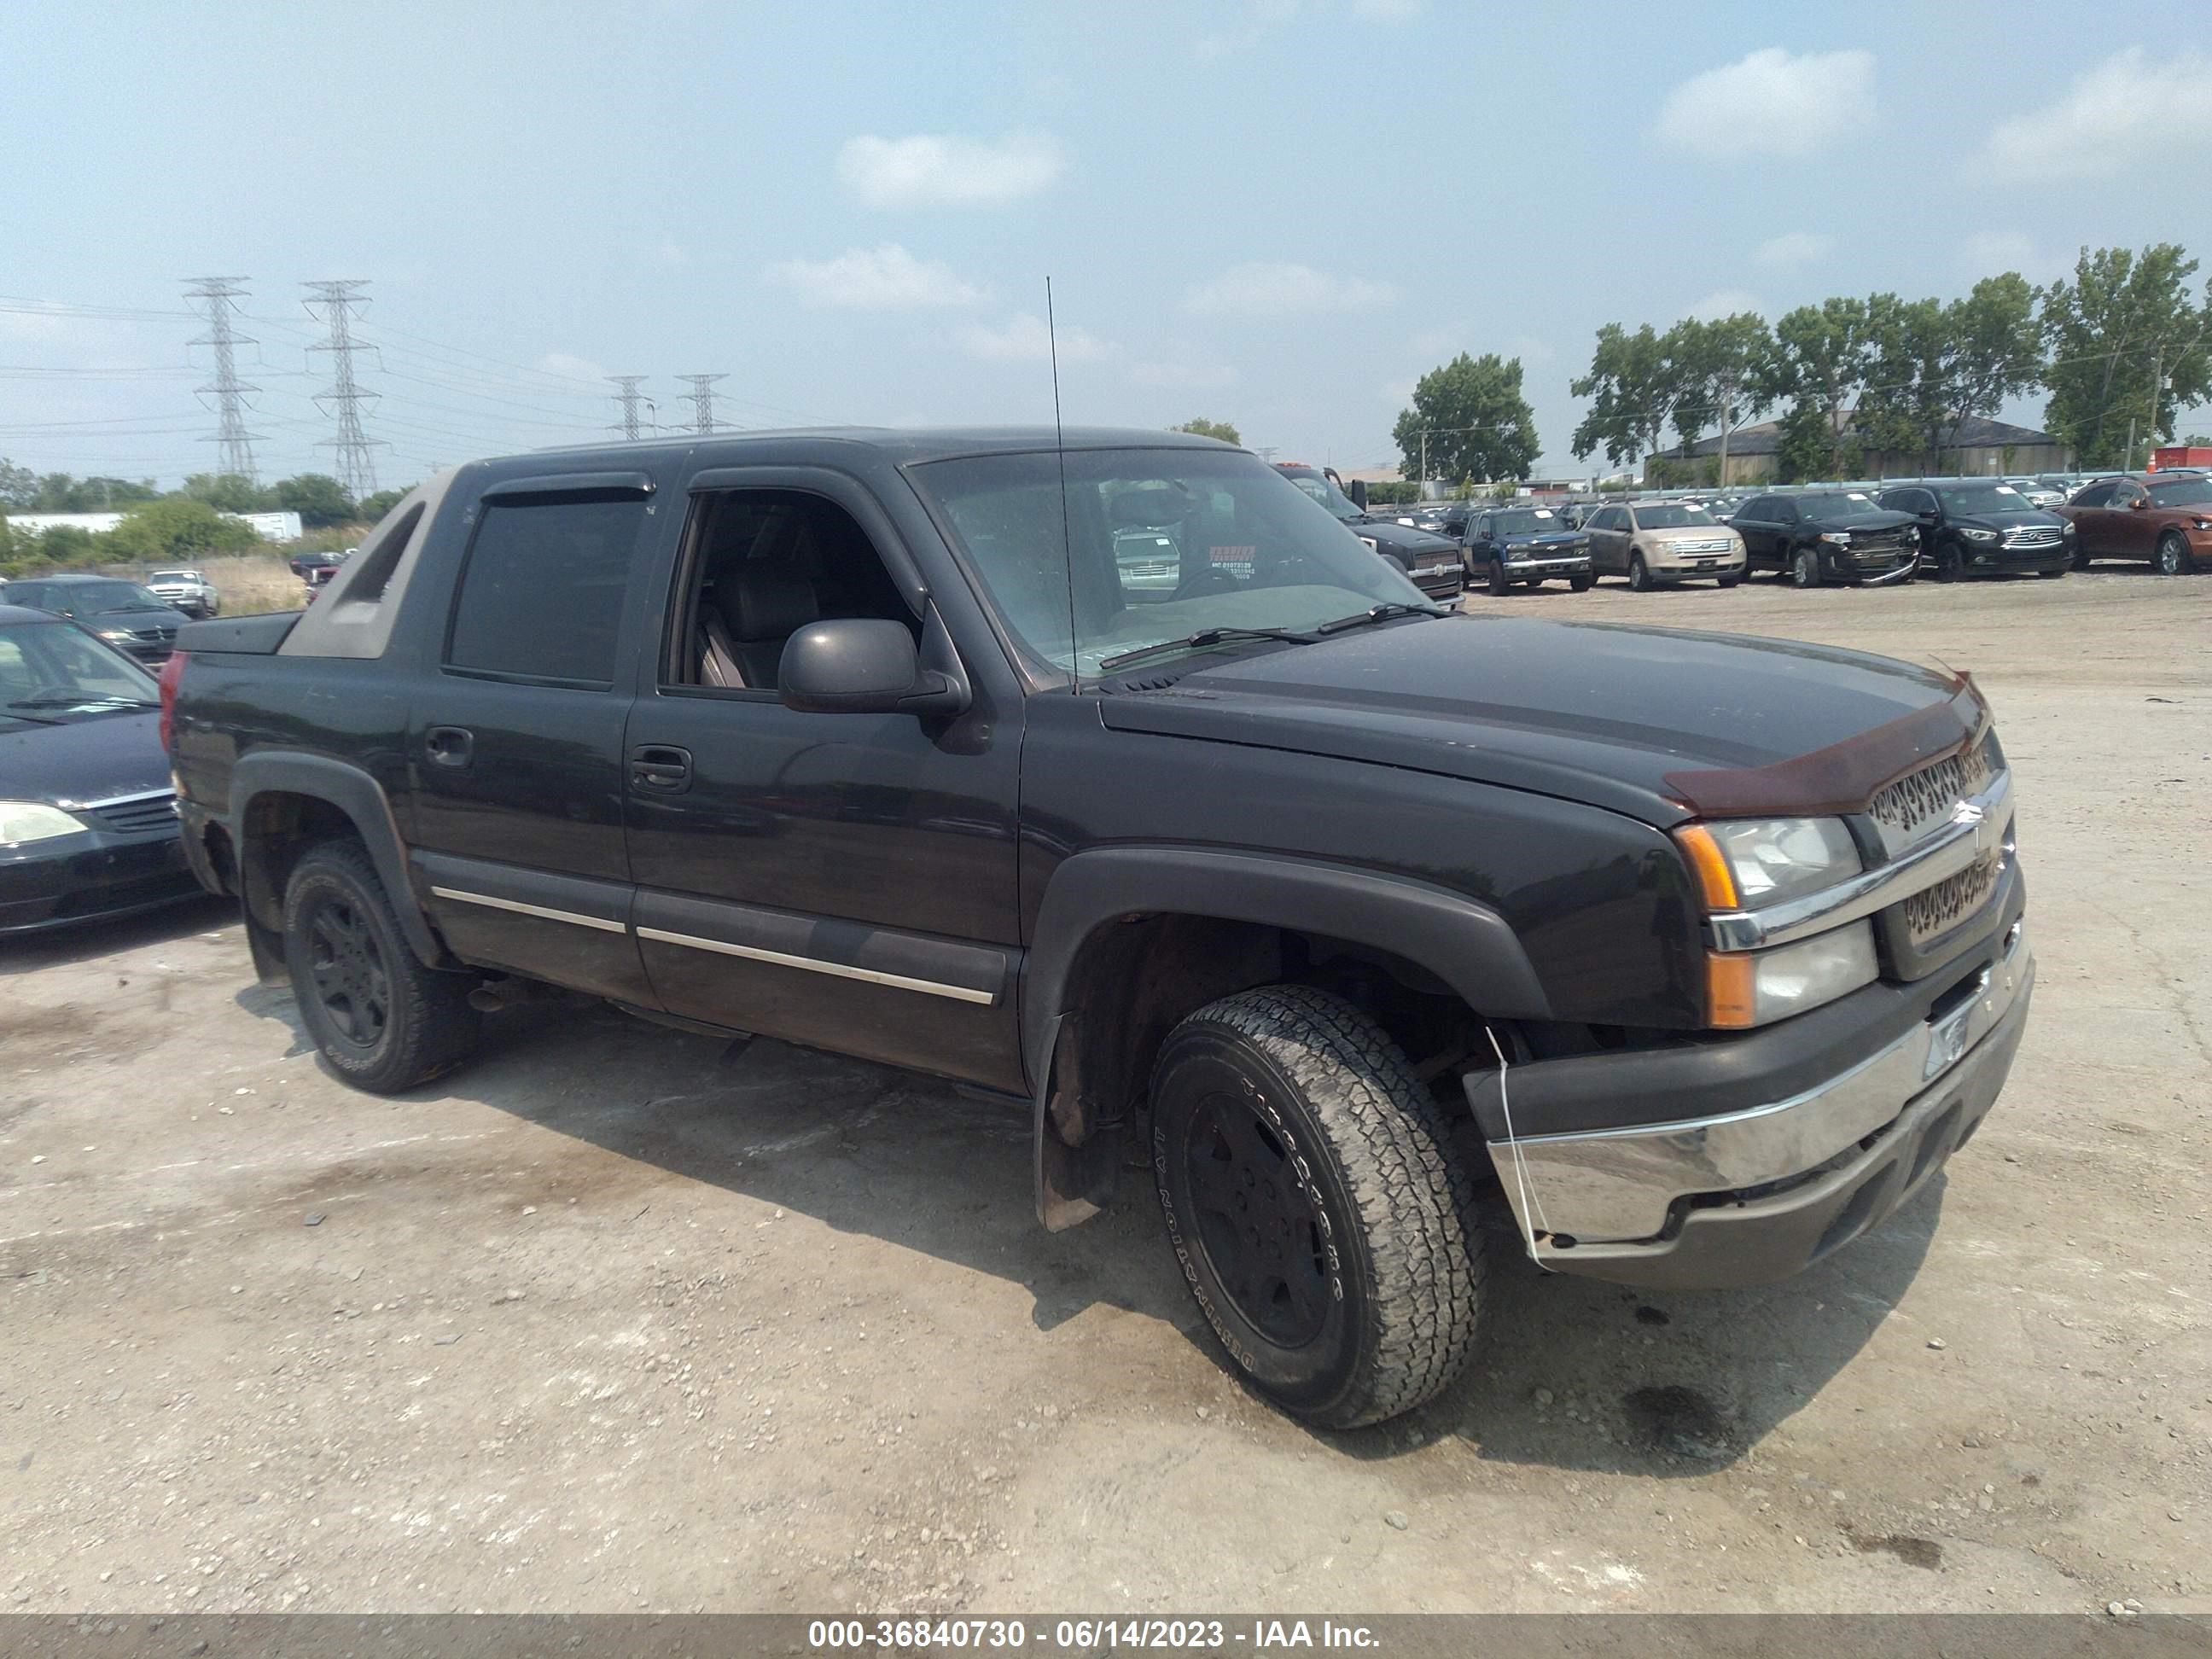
[303,280,388,497]
[608,375,649,440]
[676,373,726,435]
[183,276,262,484]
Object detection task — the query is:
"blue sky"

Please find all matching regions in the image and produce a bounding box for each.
[3,0,2207,489]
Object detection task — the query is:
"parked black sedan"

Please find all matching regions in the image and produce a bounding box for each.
[0,573,184,663]
[1730,490,1920,588]
[1875,480,2073,580]
[0,604,198,934]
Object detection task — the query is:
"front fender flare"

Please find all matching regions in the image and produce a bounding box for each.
[1022,846,1551,1095]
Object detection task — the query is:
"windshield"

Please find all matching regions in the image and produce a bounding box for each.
[1492,510,1561,536]
[0,620,158,713]
[1935,484,2029,514]
[913,447,1420,677]
[81,583,171,614]
[1795,492,1894,523]
[1633,504,1716,529]
[1275,466,1362,521]
[2147,475,2212,509]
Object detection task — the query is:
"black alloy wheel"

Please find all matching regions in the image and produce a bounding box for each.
[1933,541,1964,583]
[1177,1088,1331,1348]
[305,894,390,1051]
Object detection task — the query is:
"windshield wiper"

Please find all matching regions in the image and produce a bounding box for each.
[6,696,159,710]
[1315,601,1452,636]
[1097,626,1322,672]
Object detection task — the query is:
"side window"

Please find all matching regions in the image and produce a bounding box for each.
[1773,498,1800,523]
[445,491,648,687]
[1738,498,1769,522]
[2072,481,2113,508]
[2113,481,2145,506]
[669,489,917,693]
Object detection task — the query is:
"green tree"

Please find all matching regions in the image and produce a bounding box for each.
[1947,273,2045,445]
[1362,480,1420,505]
[354,486,412,523]
[1774,403,1844,482]
[1167,416,1241,445]
[1766,297,1877,480]
[181,472,272,514]
[271,473,357,527]
[104,498,260,562]
[0,457,37,509]
[1668,313,1778,473]
[1570,323,1674,468]
[1857,294,1956,472]
[1393,352,1539,485]
[2041,243,2212,469]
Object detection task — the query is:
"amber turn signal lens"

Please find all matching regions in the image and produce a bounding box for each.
[1706,952,1757,1028]
[1673,824,1740,911]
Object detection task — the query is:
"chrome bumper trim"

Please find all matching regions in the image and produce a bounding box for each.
[1707,771,2012,952]
[1489,923,2031,1246]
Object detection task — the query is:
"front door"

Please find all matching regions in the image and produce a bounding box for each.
[621,471,1026,1091]
[406,477,661,1005]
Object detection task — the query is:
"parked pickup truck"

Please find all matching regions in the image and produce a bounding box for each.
[165,428,2034,1429]
[1462,505,1596,596]
[145,567,220,618]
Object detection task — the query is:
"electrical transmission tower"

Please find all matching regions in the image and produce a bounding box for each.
[676,374,726,435]
[183,277,261,483]
[302,280,387,498]
[608,376,650,440]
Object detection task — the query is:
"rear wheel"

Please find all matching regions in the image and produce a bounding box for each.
[282,840,480,1094]
[1150,985,1484,1429]
[1790,545,1821,589]
[2155,532,2191,576]
[1627,553,1654,592]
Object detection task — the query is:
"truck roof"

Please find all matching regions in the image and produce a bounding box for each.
[523,425,1238,468]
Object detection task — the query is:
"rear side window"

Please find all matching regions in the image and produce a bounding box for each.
[445,492,647,686]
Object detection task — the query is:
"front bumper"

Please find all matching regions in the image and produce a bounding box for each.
[0,823,201,934]
[1499,554,1593,576]
[1408,563,1466,601]
[1476,915,2032,1289]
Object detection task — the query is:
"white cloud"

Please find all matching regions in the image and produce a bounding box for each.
[656,241,686,267]
[764,244,987,311]
[956,312,1112,364]
[1686,288,1761,322]
[1184,263,1396,318]
[1959,230,2069,282]
[1755,231,1832,270]
[536,352,605,382]
[1982,48,2212,180]
[1128,359,1238,390]
[1654,48,1875,160]
[837,131,1065,208]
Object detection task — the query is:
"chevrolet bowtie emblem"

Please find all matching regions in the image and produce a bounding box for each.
[1953,800,1985,826]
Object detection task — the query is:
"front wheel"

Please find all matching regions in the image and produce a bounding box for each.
[1150,985,1484,1429]
[1487,558,1510,597]
[282,840,480,1093]
[1717,575,1742,589]
[2155,532,2192,576]
[1569,571,1595,592]
[1790,545,1822,589]
[1627,554,1654,592]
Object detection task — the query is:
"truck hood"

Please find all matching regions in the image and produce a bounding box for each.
[1494,532,1587,553]
[1352,518,1459,557]
[1098,614,1981,826]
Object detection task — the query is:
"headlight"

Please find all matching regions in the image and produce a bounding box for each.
[1960,526,1999,543]
[2062,521,2078,538]
[2191,518,2212,533]
[1357,535,1379,552]
[96,627,132,641]
[1708,923,1880,1027]
[1818,531,1851,545]
[1675,818,1862,910]
[0,801,89,846]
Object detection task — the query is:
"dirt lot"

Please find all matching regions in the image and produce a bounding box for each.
[3,568,2207,1617]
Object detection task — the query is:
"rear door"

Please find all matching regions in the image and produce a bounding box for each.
[405,472,662,1005]
[1733,497,1779,568]
[2108,480,2154,556]
[1592,506,1629,573]
[2066,480,2117,552]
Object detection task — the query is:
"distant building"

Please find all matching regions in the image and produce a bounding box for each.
[3,509,303,542]
[1647,415,2069,486]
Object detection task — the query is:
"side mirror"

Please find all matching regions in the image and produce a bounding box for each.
[778,618,968,717]
[1347,479,1369,509]
[2128,497,2148,510]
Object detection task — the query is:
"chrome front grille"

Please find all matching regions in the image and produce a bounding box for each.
[83,791,179,835]
[1868,736,1998,857]
[2005,527,2060,548]
[1903,850,2002,947]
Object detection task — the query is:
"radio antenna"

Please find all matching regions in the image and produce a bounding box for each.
[1046,276,1078,690]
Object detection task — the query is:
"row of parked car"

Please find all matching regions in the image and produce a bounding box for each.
[1361,468,2212,598]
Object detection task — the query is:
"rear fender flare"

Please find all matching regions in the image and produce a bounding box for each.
[228,753,445,967]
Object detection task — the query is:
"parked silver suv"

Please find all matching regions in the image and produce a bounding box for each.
[1583,501,1746,591]
[145,568,219,618]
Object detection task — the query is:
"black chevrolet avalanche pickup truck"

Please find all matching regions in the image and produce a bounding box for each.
[166,428,2034,1429]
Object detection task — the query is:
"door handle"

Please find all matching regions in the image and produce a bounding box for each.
[425,725,474,768]
[629,744,692,793]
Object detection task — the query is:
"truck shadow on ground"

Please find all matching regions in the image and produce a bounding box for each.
[240,989,1942,1476]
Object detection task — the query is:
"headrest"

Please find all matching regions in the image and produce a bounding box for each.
[1108,486,1189,529]
[712,566,818,642]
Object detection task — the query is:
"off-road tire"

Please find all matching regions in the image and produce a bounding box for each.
[1790,544,1821,589]
[1627,553,1654,592]
[2155,532,2191,576]
[282,839,480,1094]
[1150,985,1485,1429]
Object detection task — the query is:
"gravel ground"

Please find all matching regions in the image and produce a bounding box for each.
[2,566,2207,1617]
